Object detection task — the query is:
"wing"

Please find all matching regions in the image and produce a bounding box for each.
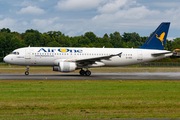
[67,53,122,67]
[68,55,116,66]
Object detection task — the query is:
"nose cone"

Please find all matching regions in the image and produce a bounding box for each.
[3,55,10,64]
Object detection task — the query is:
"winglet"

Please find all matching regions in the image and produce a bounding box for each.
[139,22,170,50]
[117,52,122,57]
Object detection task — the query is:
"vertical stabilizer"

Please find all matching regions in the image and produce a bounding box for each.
[139,22,170,50]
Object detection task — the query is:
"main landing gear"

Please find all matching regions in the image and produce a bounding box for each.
[79,69,91,76]
[25,66,29,75]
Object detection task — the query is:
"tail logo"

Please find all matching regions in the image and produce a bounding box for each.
[156,32,165,46]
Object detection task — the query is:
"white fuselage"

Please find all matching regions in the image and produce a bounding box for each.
[4,47,172,67]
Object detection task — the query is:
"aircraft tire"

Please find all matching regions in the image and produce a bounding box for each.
[25,71,29,75]
[85,70,91,76]
[79,70,85,76]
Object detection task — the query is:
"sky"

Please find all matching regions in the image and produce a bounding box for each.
[0,0,180,40]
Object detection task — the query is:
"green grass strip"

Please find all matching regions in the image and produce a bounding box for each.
[0,80,180,119]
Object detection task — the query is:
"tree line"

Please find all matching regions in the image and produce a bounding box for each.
[0,28,180,57]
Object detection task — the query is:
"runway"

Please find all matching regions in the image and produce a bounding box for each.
[0,72,180,80]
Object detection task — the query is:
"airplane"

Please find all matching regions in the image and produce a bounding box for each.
[3,22,172,76]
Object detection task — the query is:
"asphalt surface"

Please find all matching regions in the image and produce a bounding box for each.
[0,72,180,80]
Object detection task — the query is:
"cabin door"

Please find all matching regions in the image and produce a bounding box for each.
[25,49,31,64]
[137,51,143,61]
[25,49,31,59]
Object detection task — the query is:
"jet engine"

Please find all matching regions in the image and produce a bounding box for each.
[53,62,77,72]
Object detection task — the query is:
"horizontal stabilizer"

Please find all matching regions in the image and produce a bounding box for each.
[151,51,172,56]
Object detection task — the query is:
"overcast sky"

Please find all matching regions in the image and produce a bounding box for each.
[0,0,180,39]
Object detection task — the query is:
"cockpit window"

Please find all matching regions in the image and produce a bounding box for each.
[11,52,16,55]
[11,52,19,55]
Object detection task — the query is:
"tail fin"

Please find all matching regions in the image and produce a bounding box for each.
[139,22,170,50]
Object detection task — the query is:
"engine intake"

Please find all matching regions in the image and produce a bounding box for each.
[53,62,77,72]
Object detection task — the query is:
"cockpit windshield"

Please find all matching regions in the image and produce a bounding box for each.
[11,52,19,55]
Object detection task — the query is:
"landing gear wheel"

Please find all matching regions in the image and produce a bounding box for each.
[79,70,85,76]
[25,66,29,75]
[25,71,29,75]
[85,70,91,76]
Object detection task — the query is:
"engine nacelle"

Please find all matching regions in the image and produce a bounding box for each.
[52,62,77,72]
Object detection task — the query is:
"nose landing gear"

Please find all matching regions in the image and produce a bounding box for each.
[79,69,91,76]
[25,66,29,75]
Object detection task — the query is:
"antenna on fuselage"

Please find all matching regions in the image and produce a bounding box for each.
[28,45,30,47]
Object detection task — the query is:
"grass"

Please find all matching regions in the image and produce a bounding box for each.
[1,67,180,73]
[0,80,180,119]
[1,63,180,73]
